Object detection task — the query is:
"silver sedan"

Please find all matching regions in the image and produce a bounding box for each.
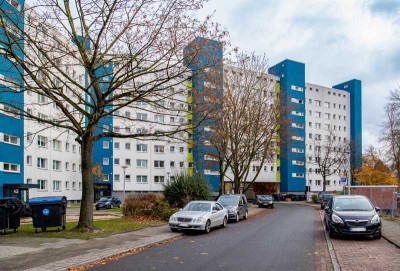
[169,201,228,233]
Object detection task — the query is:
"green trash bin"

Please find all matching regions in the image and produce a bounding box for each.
[29,196,67,232]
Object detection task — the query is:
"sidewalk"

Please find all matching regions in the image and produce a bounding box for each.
[0,206,265,271]
[382,219,400,248]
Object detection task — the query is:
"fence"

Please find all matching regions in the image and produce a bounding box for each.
[348,185,398,216]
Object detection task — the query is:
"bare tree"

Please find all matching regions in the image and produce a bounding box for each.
[0,0,227,230]
[205,52,279,194]
[381,89,400,185]
[310,129,350,192]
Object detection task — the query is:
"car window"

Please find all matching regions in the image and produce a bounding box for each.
[333,198,374,211]
[216,203,224,210]
[218,196,239,206]
[183,202,211,212]
[98,197,110,202]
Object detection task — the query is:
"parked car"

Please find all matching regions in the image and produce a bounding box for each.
[253,195,264,205]
[258,195,274,208]
[324,195,381,239]
[95,196,121,210]
[169,201,228,233]
[217,194,248,222]
[320,194,334,209]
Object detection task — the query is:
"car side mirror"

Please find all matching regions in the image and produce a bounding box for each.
[375,207,381,212]
[239,203,244,207]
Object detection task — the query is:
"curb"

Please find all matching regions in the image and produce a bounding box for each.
[319,211,341,271]
[382,234,400,249]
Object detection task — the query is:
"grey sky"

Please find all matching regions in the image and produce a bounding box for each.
[197,0,400,150]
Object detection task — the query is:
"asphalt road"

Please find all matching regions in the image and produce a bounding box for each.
[90,203,315,271]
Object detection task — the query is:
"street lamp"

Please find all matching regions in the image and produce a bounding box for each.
[121,165,129,203]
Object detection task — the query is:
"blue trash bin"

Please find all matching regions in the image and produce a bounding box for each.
[29,196,67,232]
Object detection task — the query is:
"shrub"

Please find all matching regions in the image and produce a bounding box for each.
[122,194,178,221]
[162,173,212,208]
[311,194,318,204]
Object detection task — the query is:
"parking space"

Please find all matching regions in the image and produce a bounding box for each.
[319,210,400,270]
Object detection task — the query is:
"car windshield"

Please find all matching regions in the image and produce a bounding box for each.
[264,196,273,200]
[183,202,211,212]
[218,196,239,206]
[333,198,374,211]
[323,195,334,200]
[98,197,110,202]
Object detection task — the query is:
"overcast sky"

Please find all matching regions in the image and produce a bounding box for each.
[197,0,400,150]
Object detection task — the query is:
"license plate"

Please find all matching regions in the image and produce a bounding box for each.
[178,223,189,227]
[350,227,366,232]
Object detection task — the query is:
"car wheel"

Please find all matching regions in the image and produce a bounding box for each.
[374,233,382,239]
[171,228,178,233]
[204,220,211,233]
[243,211,248,220]
[221,216,227,228]
[235,213,240,223]
[328,228,336,239]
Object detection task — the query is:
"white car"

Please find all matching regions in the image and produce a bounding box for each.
[169,201,228,233]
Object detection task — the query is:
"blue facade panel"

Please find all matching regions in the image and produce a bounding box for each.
[269,59,306,193]
[0,0,25,196]
[332,79,362,173]
[184,38,223,192]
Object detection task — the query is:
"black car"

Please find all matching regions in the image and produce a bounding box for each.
[95,196,121,210]
[258,195,274,208]
[217,194,248,222]
[320,194,334,210]
[253,195,264,205]
[324,195,381,239]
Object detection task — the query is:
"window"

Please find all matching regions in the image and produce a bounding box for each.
[114,142,120,149]
[125,111,130,118]
[26,178,32,184]
[125,127,131,134]
[324,113,330,119]
[125,159,131,166]
[114,126,120,133]
[324,102,330,108]
[65,181,70,190]
[53,180,61,191]
[37,135,48,148]
[53,139,62,151]
[315,100,321,107]
[170,161,175,168]
[125,142,131,150]
[2,134,19,145]
[170,146,175,152]
[72,145,77,153]
[114,174,120,182]
[137,144,148,152]
[103,158,109,165]
[38,180,47,190]
[65,142,70,152]
[103,141,109,149]
[315,123,321,129]
[291,148,304,153]
[72,163,76,171]
[308,99,312,104]
[315,111,321,118]
[170,116,175,123]
[136,113,148,120]
[65,162,70,171]
[37,94,47,103]
[154,145,165,153]
[252,165,260,172]
[26,132,33,142]
[179,147,184,153]
[154,176,165,183]
[72,182,76,190]
[79,182,82,190]
[125,175,131,182]
[179,161,184,168]
[136,175,148,183]
[114,158,120,165]
[53,160,61,171]
[137,159,148,168]
[26,155,32,165]
[154,160,164,168]
[290,98,303,104]
[37,158,47,169]
[2,163,20,172]
[154,115,165,123]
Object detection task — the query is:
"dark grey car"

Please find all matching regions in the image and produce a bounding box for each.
[217,194,248,222]
[324,195,382,239]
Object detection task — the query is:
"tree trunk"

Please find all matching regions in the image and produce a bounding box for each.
[219,160,224,196]
[322,176,326,192]
[77,132,96,230]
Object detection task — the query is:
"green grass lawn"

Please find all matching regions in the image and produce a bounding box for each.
[95,207,123,214]
[12,218,165,239]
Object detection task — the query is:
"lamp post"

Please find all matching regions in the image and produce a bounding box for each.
[121,165,129,203]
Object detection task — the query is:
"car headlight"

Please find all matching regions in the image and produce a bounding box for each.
[193,216,204,223]
[228,208,235,214]
[332,213,344,224]
[371,214,380,224]
[170,216,177,222]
